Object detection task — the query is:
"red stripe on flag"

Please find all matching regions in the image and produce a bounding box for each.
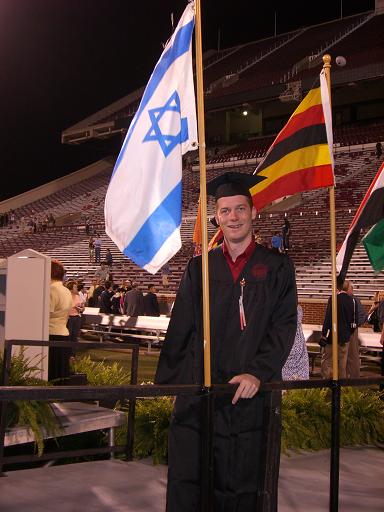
[252,165,334,211]
[271,105,325,148]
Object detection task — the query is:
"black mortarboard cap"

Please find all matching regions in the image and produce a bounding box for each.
[206,171,265,201]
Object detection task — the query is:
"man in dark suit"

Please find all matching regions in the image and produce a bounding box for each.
[144,284,160,316]
[123,282,145,316]
[319,276,356,379]
[99,281,113,314]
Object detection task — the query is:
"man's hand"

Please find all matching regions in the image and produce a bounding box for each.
[380,334,384,346]
[228,373,261,405]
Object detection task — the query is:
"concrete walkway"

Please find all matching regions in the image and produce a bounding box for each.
[0,447,383,511]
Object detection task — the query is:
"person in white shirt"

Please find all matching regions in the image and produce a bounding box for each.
[49,259,73,383]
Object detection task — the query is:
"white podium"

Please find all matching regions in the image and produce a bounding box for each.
[4,249,51,380]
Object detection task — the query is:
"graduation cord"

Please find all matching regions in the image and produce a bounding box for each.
[239,278,246,330]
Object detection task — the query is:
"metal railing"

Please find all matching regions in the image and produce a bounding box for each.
[0,338,383,511]
[0,338,140,468]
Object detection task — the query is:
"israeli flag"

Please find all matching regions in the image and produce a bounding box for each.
[105,2,197,274]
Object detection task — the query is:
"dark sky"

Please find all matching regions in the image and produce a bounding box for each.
[0,0,375,201]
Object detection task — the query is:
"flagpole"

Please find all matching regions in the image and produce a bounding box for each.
[324,54,341,512]
[323,54,339,380]
[194,0,211,388]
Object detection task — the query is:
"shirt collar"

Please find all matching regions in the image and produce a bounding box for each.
[222,238,256,262]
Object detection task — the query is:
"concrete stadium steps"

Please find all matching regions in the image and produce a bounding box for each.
[0,147,383,301]
[44,232,188,292]
[295,246,384,300]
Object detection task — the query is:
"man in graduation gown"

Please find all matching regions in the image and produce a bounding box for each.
[155,172,297,512]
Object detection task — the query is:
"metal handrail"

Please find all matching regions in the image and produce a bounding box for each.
[0,337,383,512]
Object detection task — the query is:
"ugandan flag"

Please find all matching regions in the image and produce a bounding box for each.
[250,70,334,210]
[337,161,384,279]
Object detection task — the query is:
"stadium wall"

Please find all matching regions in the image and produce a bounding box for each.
[300,300,372,326]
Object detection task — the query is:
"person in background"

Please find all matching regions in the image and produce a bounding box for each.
[367,291,384,333]
[111,285,124,315]
[319,276,355,379]
[144,284,160,316]
[48,213,55,227]
[99,281,113,314]
[66,281,84,354]
[124,282,145,316]
[122,279,132,294]
[254,229,262,245]
[77,282,88,328]
[85,217,90,235]
[375,141,382,160]
[93,280,105,309]
[282,217,291,253]
[49,259,73,384]
[94,234,102,263]
[94,261,109,283]
[88,236,95,262]
[271,232,283,253]
[87,279,98,307]
[77,282,88,308]
[344,280,366,379]
[282,303,309,380]
[105,248,113,267]
[161,262,171,289]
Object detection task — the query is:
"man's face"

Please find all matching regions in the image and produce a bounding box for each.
[215,195,256,244]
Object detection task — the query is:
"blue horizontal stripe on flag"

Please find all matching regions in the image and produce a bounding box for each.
[123,181,182,268]
[112,19,194,176]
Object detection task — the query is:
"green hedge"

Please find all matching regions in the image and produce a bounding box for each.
[3,349,383,463]
[0,348,59,456]
[72,354,131,386]
[134,388,384,464]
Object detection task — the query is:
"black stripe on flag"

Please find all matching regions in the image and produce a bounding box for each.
[257,124,328,173]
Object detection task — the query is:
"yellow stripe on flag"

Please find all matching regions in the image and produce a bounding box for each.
[250,144,332,195]
[293,87,321,117]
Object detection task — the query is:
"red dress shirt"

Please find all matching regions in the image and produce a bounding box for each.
[222,239,256,282]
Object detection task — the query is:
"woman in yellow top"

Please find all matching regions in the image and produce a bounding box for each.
[49,259,73,383]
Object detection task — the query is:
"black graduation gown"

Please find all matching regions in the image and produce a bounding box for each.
[155,244,297,512]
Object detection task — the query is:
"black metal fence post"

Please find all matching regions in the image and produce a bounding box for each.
[257,389,282,512]
[125,343,139,461]
[0,342,12,475]
[201,387,214,512]
[330,380,341,512]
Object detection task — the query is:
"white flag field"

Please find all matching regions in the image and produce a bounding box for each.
[105,2,197,274]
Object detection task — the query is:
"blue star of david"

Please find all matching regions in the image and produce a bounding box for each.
[143,91,189,157]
